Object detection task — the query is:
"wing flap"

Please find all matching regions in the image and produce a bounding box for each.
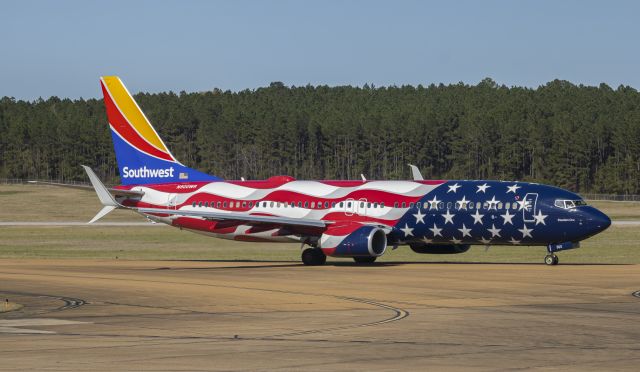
[136,207,328,228]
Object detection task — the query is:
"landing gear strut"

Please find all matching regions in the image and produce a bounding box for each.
[353,256,377,264]
[301,248,326,266]
[544,254,559,266]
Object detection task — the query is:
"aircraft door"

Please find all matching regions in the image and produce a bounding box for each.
[345,198,355,216]
[356,198,368,216]
[168,193,178,210]
[522,193,538,222]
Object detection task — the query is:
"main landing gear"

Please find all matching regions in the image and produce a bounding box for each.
[544,254,559,266]
[301,248,326,266]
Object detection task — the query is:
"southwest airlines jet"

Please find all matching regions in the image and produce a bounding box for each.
[83,76,611,266]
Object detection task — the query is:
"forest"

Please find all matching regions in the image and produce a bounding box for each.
[1,78,639,194]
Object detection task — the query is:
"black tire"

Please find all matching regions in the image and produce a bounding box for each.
[302,248,326,266]
[544,254,555,266]
[552,255,559,265]
[353,256,377,264]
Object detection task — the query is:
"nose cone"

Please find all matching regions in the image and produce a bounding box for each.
[584,207,611,236]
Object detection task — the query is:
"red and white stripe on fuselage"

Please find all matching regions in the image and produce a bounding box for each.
[118,178,446,242]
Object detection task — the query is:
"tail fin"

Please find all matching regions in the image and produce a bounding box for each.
[100,76,221,185]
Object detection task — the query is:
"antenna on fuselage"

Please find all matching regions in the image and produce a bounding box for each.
[361,174,367,182]
[408,164,424,181]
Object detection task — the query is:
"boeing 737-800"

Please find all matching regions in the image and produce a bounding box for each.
[82,76,611,266]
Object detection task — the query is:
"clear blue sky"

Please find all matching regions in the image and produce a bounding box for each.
[1,0,638,100]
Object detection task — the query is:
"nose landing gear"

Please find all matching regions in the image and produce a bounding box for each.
[544,254,559,266]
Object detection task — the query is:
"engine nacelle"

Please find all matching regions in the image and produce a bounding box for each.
[320,225,387,257]
[409,243,470,254]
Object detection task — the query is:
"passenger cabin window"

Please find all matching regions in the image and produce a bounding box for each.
[381,202,385,208]
[223,201,228,208]
[394,202,399,208]
[331,202,336,208]
[192,202,196,207]
[198,202,203,207]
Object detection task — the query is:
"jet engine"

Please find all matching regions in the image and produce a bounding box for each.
[409,243,470,254]
[320,225,387,257]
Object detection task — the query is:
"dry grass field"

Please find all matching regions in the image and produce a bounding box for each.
[0,184,639,263]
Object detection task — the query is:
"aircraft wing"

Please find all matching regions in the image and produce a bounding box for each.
[28,180,144,198]
[136,207,328,228]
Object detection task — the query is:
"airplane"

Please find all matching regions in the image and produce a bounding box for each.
[81,76,611,266]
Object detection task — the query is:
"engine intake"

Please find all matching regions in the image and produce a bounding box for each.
[321,225,387,257]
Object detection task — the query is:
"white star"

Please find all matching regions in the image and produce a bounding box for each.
[479,237,492,245]
[509,237,521,245]
[422,237,433,244]
[429,223,443,237]
[507,184,521,194]
[471,209,485,225]
[487,224,501,238]
[515,199,527,210]
[458,223,472,238]
[441,210,455,224]
[427,195,441,210]
[487,196,500,210]
[450,238,463,244]
[476,183,490,193]
[533,210,548,226]
[447,183,461,193]
[518,224,534,238]
[455,195,469,210]
[413,209,426,224]
[401,223,414,237]
[500,210,515,225]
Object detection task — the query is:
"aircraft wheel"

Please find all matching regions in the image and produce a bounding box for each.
[544,254,557,266]
[302,248,326,266]
[353,256,377,264]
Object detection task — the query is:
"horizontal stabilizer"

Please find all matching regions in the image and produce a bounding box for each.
[82,165,123,224]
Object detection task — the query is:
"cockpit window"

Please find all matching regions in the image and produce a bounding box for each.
[554,199,587,209]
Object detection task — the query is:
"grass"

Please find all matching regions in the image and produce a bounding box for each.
[0,184,639,263]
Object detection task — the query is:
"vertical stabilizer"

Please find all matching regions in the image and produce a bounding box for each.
[100,76,221,185]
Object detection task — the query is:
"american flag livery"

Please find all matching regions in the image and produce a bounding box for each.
[85,77,611,266]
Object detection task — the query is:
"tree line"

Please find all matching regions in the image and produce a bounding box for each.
[1,78,639,194]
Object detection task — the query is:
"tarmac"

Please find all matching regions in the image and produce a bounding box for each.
[0,259,639,371]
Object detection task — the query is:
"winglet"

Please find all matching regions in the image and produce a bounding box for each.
[82,165,121,223]
[408,164,424,180]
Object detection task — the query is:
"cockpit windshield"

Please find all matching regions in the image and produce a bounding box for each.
[554,199,587,209]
